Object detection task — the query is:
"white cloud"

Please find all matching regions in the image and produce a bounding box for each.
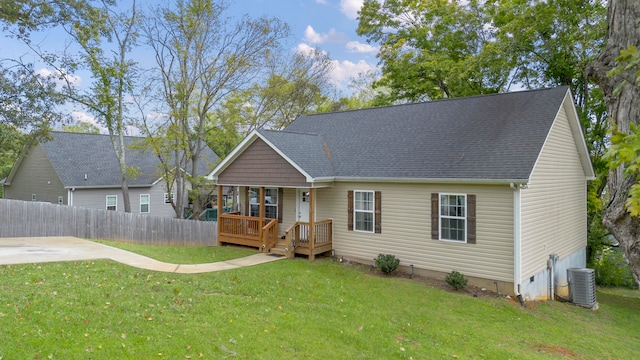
[346,40,378,54]
[315,0,327,3]
[36,68,81,88]
[328,59,376,88]
[340,0,364,20]
[295,43,329,57]
[303,25,347,45]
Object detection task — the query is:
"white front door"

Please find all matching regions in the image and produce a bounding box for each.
[297,188,311,222]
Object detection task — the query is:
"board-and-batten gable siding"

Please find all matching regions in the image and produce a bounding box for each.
[316,182,515,282]
[4,144,66,204]
[520,102,588,280]
[218,138,309,187]
[73,182,177,218]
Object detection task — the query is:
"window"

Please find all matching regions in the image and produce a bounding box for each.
[164,193,175,204]
[348,190,381,233]
[249,187,279,219]
[106,195,117,211]
[354,190,374,232]
[431,193,476,244]
[140,194,150,213]
[440,194,466,241]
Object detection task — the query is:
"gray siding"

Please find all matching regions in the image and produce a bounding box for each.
[218,139,309,187]
[316,182,515,282]
[520,97,588,283]
[4,144,66,204]
[72,181,180,218]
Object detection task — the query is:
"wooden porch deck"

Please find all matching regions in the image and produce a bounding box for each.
[218,213,332,260]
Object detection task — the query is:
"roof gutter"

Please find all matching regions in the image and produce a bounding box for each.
[312,176,530,186]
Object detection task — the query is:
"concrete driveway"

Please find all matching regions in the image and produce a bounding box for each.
[0,236,283,273]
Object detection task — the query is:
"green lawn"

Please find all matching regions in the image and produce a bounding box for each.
[1,243,639,359]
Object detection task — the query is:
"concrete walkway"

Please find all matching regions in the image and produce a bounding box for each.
[0,236,284,273]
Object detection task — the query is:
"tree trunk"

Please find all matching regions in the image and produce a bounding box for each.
[587,0,640,286]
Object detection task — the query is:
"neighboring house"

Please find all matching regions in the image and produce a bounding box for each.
[2,132,218,218]
[208,86,594,301]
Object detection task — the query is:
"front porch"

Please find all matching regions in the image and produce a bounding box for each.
[216,186,333,260]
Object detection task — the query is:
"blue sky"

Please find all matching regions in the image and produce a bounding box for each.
[2,0,378,130]
[231,0,378,89]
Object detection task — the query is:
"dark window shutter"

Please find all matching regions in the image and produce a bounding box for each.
[375,191,382,234]
[431,193,439,240]
[278,188,283,223]
[467,194,476,244]
[347,190,354,231]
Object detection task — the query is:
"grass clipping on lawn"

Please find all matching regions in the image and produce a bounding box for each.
[0,245,638,359]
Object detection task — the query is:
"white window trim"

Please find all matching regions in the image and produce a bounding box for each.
[106,195,117,211]
[354,190,375,233]
[140,194,150,213]
[164,193,175,204]
[439,193,467,243]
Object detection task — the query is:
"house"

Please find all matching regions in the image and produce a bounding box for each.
[207,87,594,301]
[2,131,218,218]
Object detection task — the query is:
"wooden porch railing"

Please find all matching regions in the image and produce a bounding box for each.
[218,213,277,249]
[285,219,333,260]
[261,219,279,253]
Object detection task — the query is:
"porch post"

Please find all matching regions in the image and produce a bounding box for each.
[309,188,316,261]
[216,184,223,245]
[259,187,265,251]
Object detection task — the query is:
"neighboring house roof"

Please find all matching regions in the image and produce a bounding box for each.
[7,132,218,188]
[210,87,594,184]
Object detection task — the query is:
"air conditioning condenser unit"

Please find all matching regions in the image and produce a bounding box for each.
[567,268,597,309]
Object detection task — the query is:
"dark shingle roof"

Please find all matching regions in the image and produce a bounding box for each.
[282,87,571,181]
[41,132,218,187]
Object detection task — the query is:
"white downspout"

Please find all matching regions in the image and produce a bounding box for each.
[510,183,522,299]
[67,188,75,206]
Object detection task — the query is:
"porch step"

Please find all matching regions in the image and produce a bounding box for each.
[269,246,288,256]
[269,239,289,256]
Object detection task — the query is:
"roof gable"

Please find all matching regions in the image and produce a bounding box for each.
[210,87,593,184]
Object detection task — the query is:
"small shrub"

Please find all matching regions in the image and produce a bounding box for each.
[590,248,637,289]
[446,271,468,290]
[375,254,400,274]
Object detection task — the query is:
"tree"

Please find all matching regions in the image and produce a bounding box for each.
[62,121,100,134]
[358,0,515,102]
[1,0,140,212]
[144,0,289,218]
[215,48,334,137]
[587,0,640,286]
[57,0,140,212]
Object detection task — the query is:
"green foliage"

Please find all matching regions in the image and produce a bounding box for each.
[375,253,400,274]
[590,248,638,289]
[62,121,100,134]
[605,122,640,217]
[445,270,468,290]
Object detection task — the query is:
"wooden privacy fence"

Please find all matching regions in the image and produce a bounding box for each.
[0,199,217,246]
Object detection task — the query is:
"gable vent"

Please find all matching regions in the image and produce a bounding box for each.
[567,268,597,309]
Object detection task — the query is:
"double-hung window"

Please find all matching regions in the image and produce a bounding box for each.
[106,195,117,211]
[354,190,375,233]
[249,187,278,219]
[140,194,150,213]
[439,194,466,242]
